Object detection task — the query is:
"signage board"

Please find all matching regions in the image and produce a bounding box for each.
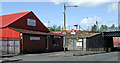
[27,18,36,26]
[76,42,82,46]
[54,36,61,38]
[71,30,76,35]
[113,37,120,47]
[78,39,82,41]
[61,30,67,36]
[30,37,40,40]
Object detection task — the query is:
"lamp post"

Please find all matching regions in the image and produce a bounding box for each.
[63,3,78,52]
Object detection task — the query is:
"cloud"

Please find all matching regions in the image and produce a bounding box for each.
[79,16,103,30]
[1,0,119,3]
[50,0,119,7]
[80,16,103,26]
[107,3,118,13]
[50,0,62,5]
[68,0,114,7]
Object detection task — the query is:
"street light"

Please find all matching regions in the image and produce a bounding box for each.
[63,3,78,52]
[64,4,78,29]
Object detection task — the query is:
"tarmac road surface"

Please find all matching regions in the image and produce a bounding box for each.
[2,51,120,63]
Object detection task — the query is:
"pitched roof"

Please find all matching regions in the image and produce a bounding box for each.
[9,27,60,36]
[0,11,32,27]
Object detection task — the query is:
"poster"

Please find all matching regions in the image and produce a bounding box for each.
[113,37,120,47]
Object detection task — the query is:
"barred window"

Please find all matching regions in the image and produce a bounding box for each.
[52,36,61,46]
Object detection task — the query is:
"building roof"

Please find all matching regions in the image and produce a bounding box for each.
[52,31,100,38]
[0,11,32,27]
[56,30,99,38]
[9,27,60,36]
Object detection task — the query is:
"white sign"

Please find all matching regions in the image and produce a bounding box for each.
[71,30,76,35]
[27,18,36,26]
[76,42,82,46]
[30,37,40,40]
[78,39,82,41]
[54,36,61,38]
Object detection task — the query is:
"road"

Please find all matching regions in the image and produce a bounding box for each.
[3,52,120,62]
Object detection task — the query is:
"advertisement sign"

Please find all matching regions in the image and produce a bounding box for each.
[113,37,120,47]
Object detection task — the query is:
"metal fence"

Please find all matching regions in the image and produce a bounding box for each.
[0,37,20,55]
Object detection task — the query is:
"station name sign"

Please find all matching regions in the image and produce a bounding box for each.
[30,37,40,40]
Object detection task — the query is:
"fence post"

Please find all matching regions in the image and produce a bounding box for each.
[14,38,15,54]
[7,37,9,54]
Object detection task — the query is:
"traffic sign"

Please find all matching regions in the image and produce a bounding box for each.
[71,30,76,35]
[61,30,67,36]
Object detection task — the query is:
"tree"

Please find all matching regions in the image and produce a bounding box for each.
[91,24,97,32]
[109,24,115,29]
[109,24,115,31]
[118,25,120,30]
[100,25,108,32]
[48,25,61,31]
[56,26,61,31]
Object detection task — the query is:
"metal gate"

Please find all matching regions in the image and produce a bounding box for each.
[0,37,20,55]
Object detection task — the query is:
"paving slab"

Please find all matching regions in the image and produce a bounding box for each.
[2,58,22,63]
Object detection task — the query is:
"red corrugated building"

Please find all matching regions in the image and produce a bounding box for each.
[0,11,63,54]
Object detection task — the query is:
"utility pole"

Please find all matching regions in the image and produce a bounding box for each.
[63,3,66,52]
[63,3,78,52]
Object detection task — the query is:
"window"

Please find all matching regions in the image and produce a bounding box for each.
[53,36,60,46]
[27,18,36,26]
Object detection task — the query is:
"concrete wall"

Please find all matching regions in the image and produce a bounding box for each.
[83,38,86,51]
[66,38,84,51]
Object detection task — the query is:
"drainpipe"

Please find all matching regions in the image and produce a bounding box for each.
[46,35,50,52]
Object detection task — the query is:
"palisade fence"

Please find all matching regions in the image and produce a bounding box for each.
[66,38,114,53]
[0,37,20,55]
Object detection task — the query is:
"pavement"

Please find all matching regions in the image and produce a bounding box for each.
[2,58,22,63]
[2,54,18,58]
[2,51,106,57]
[2,51,118,62]
[16,51,106,57]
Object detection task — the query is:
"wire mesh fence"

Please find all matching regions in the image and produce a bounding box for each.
[0,37,20,55]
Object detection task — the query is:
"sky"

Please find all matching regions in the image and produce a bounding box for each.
[1,0,119,30]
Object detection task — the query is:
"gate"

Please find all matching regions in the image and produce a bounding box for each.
[0,37,20,55]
